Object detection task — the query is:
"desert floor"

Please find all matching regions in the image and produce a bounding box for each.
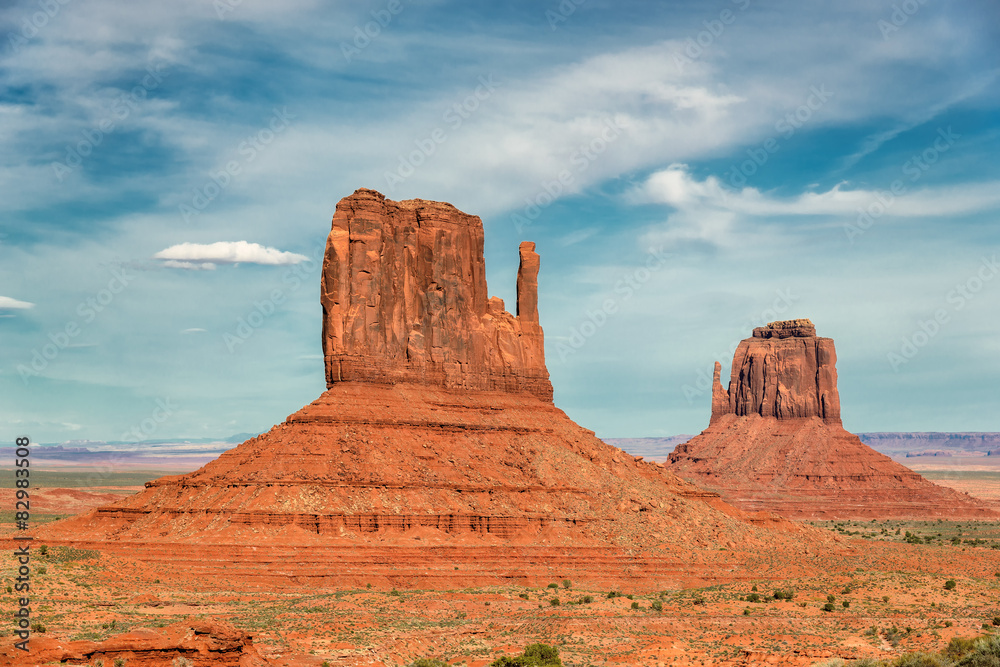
[1,469,998,667]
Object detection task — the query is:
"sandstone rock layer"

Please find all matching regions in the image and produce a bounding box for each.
[671,320,997,519]
[0,619,269,666]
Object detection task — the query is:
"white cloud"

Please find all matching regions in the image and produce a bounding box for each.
[0,296,34,310]
[153,241,308,268]
[636,164,1000,248]
[641,164,1000,217]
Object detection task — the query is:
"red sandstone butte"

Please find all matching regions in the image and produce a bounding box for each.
[670,319,998,520]
[37,190,831,590]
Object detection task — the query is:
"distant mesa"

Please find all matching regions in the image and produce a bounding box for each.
[857,431,1000,459]
[670,319,998,519]
[37,189,821,589]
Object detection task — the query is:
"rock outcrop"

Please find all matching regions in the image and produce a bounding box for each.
[711,318,839,423]
[0,619,270,666]
[322,189,551,400]
[670,319,998,519]
[36,190,827,590]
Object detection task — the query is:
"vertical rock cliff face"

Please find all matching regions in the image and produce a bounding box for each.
[321,188,551,401]
[671,319,997,519]
[711,319,840,423]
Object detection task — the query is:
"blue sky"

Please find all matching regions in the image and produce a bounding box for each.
[1,0,998,444]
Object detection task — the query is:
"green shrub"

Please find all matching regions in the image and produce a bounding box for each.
[955,635,1000,667]
[581,595,593,604]
[409,660,448,667]
[549,597,560,606]
[490,642,562,666]
[561,579,571,589]
[547,583,559,589]
[606,591,620,599]
[631,601,640,610]
[945,580,957,590]
[883,596,890,603]
[523,644,560,663]
[843,601,851,608]
[39,545,48,556]
[823,602,836,612]
[944,636,978,659]
[30,622,45,633]
[519,593,529,600]
[747,593,761,603]
[773,589,795,601]
[651,600,663,612]
[828,594,836,603]
[891,652,949,667]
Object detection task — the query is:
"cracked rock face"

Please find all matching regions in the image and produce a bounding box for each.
[711,318,840,423]
[321,188,551,401]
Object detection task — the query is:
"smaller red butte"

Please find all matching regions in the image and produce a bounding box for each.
[672,319,997,520]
